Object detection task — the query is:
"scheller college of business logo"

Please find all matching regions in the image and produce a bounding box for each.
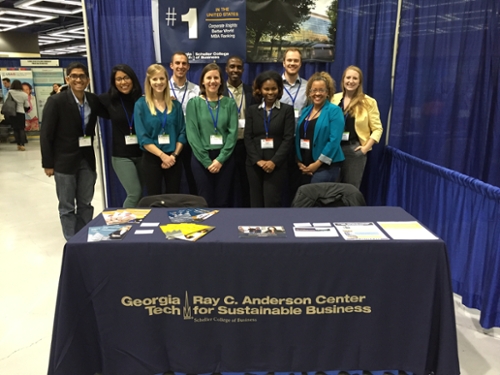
[121,291,372,322]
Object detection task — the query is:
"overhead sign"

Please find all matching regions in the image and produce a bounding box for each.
[153,0,246,64]
[20,60,60,67]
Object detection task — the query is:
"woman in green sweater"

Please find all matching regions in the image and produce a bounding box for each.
[185,63,238,207]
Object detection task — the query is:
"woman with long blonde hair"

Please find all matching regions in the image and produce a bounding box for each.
[331,65,383,189]
[134,64,186,195]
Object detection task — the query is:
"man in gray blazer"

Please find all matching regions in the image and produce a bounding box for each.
[41,62,104,240]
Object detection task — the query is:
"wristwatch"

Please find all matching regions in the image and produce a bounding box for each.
[172,153,178,159]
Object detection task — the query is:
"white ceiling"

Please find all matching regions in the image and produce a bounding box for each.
[0,0,85,56]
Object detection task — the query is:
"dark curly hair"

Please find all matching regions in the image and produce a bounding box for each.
[252,70,283,102]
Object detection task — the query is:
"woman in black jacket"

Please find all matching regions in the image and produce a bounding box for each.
[244,71,295,207]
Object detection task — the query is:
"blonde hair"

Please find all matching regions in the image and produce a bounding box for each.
[341,65,366,117]
[144,64,173,115]
[305,72,335,104]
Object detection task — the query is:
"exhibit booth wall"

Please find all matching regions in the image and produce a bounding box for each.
[84,0,500,328]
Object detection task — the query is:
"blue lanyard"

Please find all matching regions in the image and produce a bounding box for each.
[283,79,301,106]
[205,97,220,133]
[228,88,244,115]
[160,110,168,135]
[263,107,273,138]
[303,105,324,138]
[170,80,188,105]
[79,103,86,134]
[119,97,134,135]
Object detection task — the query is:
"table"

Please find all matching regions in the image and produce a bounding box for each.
[48,207,459,375]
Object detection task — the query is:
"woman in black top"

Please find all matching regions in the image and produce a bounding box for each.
[99,64,143,208]
[244,71,295,207]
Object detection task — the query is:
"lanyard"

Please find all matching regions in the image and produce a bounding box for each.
[263,107,273,138]
[303,104,324,138]
[205,97,220,132]
[79,103,86,134]
[283,79,301,106]
[160,110,168,135]
[170,80,188,105]
[120,97,134,135]
[228,88,244,115]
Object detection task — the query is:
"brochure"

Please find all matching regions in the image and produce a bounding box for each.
[102,209,151,225]
[238,226,286,238]
[333,222,388,240]
[87,225,132,242]
[377,221,439,240]
[293,222,338,237]
[159,223,215,241]
[168,208,219,223]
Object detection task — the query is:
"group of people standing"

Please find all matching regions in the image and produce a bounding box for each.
[40,49,383,240]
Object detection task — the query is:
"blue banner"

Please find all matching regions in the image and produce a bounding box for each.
[154,0,246,64]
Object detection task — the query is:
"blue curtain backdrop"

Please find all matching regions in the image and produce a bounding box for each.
[389,0,500,187]
[85,0,396,207]
[381,146,500,329]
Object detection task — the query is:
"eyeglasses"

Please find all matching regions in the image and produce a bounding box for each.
[115,76,131,83]
[68,74,88,81]
[310,89,327,94]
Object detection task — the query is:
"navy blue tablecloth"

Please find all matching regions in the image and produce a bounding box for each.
[48,207,459,375]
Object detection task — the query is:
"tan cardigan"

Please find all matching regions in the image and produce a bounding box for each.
[331,92,383,149]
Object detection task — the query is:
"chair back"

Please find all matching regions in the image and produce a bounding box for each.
[291,183,366,207]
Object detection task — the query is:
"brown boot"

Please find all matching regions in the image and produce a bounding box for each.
[18,145,25,151]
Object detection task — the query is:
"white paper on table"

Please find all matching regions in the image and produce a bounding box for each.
[312,222,332,227]
[293,223,338,237]
[293,222,312,227]
[140,222,160,227]
[134,229,155,235]
[333,222,388,240]
[377,221,439,240]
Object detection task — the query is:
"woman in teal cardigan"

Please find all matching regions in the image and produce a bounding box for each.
[185,63,238,207]
[295,72,345,185]
[134,64,186,195]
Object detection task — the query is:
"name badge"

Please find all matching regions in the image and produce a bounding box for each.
[125,135,138,145]
[294,108,300,118]
[238,119,246,129]
[300,139,310,150]
[261,138,274,149]
[79,136,91,147]
[210,134,223,145]
[158,134,170,145]
[342,132,350,141]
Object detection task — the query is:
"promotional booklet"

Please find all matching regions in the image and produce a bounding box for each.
[293,222,339,237]
[168,208,219,223]
[160,223,215,241]
[102,209,151,225]
[238,226,286,238]
[87,225,132,242]
[333,222,388,240]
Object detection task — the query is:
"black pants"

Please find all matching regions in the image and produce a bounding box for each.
[191,150,235,208]
[141,151,182,196]
[246,162,287,207]
[11,113,27,146]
